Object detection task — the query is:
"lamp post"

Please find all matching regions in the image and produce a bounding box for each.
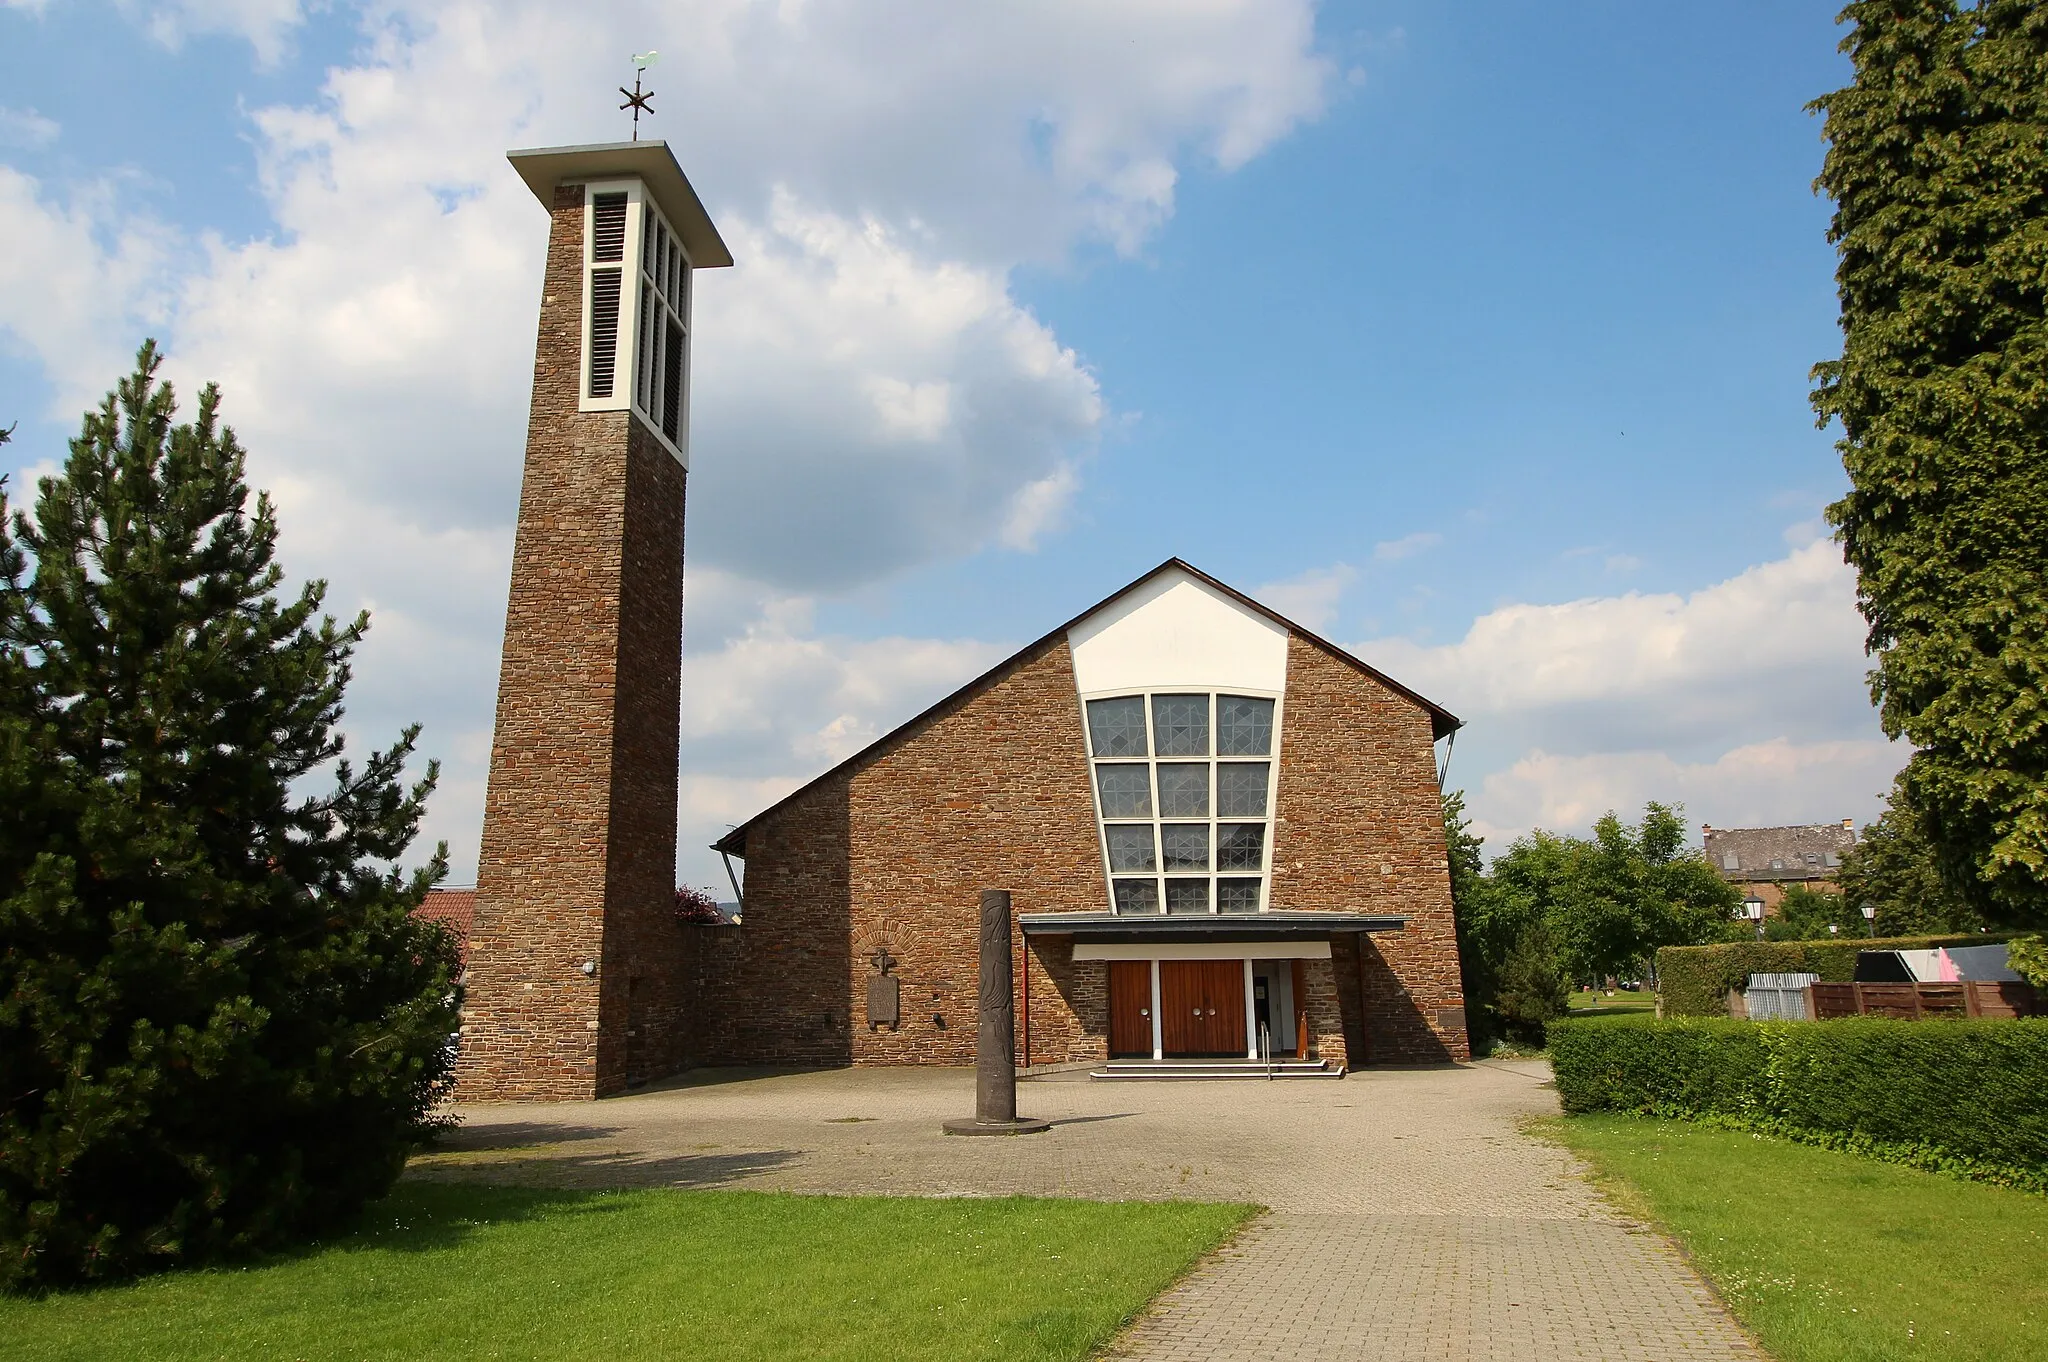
[1745,895,1766,940]
[1861,901,1877,937]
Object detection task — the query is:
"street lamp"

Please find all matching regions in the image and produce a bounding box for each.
[1745,895,1766,940]
[1861,901,1877,937]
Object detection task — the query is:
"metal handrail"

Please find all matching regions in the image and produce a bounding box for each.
[1258,1023,1274,1079]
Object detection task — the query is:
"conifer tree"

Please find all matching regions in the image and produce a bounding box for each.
[1812,1,2048,929]
[0,345,460,1288]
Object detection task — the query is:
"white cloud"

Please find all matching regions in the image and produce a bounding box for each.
[1358,538,1906,851]
[673,573,1009,882]
[118,0,308,66]
[0,0,1331,882]
[0,107,59,149]
[1373,530,1440,562]
[1469,739,1903,848]
[0,167,182,413]
[1252,562,1356,631]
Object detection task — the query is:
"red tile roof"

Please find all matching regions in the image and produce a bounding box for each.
[416,888,476,961]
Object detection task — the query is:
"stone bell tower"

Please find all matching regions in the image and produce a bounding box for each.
[456,142,731,1101]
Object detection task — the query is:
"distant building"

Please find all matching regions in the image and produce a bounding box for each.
[417,887,476,960]
[1700,821,1856,914]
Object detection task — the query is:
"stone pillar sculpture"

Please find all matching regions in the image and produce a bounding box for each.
[943,890,1049,1136]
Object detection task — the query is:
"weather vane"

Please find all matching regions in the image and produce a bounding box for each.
[621,51,658,140]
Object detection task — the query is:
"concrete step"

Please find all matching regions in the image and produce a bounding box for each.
[1089,1059,1345,1080]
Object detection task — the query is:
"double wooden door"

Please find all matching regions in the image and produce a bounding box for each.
[1107,960,1249,1057]
[1161,961,1246,1057]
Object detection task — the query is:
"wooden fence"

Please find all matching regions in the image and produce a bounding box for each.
[1807,980,2042,1021]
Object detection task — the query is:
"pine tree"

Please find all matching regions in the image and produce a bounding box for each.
[1812,1,2048,929]
[0,345,460,1288]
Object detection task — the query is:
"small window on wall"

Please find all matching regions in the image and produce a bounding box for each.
[1084,691,1279,914]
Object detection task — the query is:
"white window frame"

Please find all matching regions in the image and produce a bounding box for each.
[1080,688,1286,916]
[576,179,692,468]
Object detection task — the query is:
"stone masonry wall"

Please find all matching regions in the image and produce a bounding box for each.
[1271,634,1469,1062]
[701,624,1468,1071]
[457,181,689,1101]
[700,637,1110,1067]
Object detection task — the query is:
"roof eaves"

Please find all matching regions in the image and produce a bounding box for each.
[711,557,1463,854]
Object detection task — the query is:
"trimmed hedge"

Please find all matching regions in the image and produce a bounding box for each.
[1550,1015,2048,1190]
[1654,934,2011,1017]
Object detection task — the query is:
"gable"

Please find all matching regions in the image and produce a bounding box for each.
[1068,567,1288,696]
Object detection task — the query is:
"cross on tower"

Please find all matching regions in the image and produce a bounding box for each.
[620,52,657,140]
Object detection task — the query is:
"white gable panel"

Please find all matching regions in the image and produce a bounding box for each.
[1068,568,1288,696]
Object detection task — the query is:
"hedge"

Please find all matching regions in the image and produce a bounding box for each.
[1654,934,2012,1017]
[1550,1015,2048,1191]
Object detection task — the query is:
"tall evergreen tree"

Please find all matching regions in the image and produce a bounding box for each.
[0,345,459,1288]
[1812,1,2048,928]
[1836,774,1988,935]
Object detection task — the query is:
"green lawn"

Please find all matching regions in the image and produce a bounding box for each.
[1567,988,1657,1018]
[1550,1114,2048,1362]
[0,1183,1251,1362]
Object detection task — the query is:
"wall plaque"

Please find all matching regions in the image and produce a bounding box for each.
[866,946,900,1027]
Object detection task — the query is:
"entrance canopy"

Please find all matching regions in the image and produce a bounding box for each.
[1018,911,1405,945]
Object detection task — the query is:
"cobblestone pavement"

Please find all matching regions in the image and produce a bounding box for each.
[423,1061,1759,1360]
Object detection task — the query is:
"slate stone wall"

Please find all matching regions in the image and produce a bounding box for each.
[704,629,1468,1070]
[1270,635,1470,1063]
[456,182,690,1101]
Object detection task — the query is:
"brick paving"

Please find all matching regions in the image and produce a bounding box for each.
[421,1060,1760,1360]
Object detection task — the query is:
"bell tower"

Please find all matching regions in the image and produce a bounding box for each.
[456,142,731,1101]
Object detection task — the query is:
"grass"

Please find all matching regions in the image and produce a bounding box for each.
[1549,1114,2048,1362]
[0,1182,1251,1362]
[1567,988,1657,1018]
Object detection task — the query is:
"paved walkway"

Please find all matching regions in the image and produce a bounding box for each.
[421,1062,1759,1360]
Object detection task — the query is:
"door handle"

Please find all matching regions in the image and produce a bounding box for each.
[1139,1008,1149,1017]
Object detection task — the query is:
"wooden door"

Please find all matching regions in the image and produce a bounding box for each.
[1160,961,1247,1056]
[1108,961,1153,1057]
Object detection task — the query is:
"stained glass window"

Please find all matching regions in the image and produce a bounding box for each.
[1161,824,1209,871]
[1096,764,1152,818]
[1217,878,1262,913]
[1156,763,1208,817]
[1217,696,1274,756]
[1113,879,1160,914]
[1086,696,1148,758]
[1086,691,1278,914]
[1151,694,1208,756]
[1217,824,1265,872]
[1105,825,1156,873]
[1216,762,1269,817]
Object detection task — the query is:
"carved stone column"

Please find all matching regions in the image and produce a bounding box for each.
[943,890,1049,1135]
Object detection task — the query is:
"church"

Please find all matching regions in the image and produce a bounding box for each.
[449,140,1467,1102]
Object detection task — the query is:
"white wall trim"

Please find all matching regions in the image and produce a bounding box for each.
[1074,940,1331,962]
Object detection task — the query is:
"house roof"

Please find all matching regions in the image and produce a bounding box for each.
[713,558,1462,856]
[1702,823,1857,882]
[416,887,476,958]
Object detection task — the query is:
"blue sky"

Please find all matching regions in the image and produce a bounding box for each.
[0,1,1898,886]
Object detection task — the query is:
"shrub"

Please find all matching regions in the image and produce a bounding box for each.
[1655,933,2013,1017]
[1550,1015,2048,1190]
[673,886,724,926]
[1492,920,1569,1045]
